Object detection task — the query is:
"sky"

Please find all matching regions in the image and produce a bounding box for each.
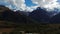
[25,0,37,7]
[0,0,60,12]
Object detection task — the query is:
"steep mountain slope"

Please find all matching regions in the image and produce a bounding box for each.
[0,5,27,23]
[50,13,60,23]
[0,5,39,24]
[29,7,50,23]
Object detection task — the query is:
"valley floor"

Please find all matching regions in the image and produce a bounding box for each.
[0,20,60,34]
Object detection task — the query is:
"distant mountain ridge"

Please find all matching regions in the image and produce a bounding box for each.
[0,5,27,23]
[0,5,60,23]
[50,13,60,23]
[29,7,50,23]
[28,7,60,23]
[0,5,39,24]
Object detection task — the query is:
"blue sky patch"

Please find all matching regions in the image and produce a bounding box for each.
[25,0,37,7]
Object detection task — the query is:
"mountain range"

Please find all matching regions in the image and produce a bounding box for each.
[0,5,60,24]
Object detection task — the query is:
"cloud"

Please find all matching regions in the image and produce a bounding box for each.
[0,0,38,12]
[1,0,60,12]
[9,0,27,11]
[12,0,26,11]
[25,6,38,12]
[31,0,60,11]
[9,0,38,12]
